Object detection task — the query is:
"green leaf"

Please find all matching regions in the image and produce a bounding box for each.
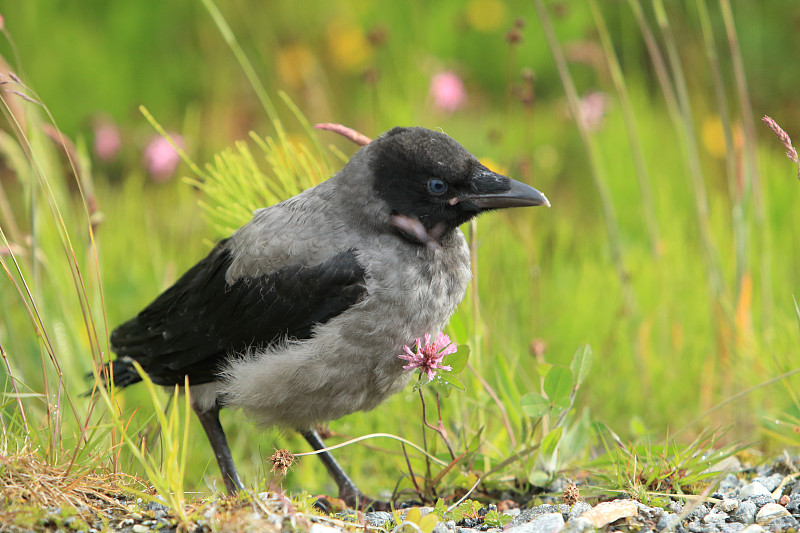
[528,469,551,486]
[569,344,593,389]
[405,507,422,524]
[436,373,465,391]
[484,510,513,528]
[521,392,550,417]
[412,376,433,392]
[629,415,647,437]
[536,361,553,377]
[541,427,563,457]
[544,366,572,408]
[456,500,482,520]
[467,427,484,454]
[433,499,448,518]
[446,344,470,374]
[419,512,440,533]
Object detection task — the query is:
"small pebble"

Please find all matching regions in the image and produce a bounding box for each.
[755,503,790,525]
[720,473,743,491]
[731,500,758,524]
[748,495,774,508]
[656,512,678,531]
[562,516,594,533]
[145,500,169,512]
[718,523,746,533]
[507,505,568,528]
[785,499,800,517]
[753,474,783,492]
[364,511,393,527]
[741,524,766,533]
[687,519,704,533]
[768,516,800,530]
[568,501,592,520]
[740,482,771,499]
[432,522,449,533]
[703,510,728,523]
[717,498,740,512]
[505,512,565,533]
[686,503,710,520]
[309,524,341,533]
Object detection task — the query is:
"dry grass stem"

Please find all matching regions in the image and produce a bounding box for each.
[0,452,148,519]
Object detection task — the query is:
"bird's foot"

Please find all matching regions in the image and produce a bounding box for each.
[327,484,390,512]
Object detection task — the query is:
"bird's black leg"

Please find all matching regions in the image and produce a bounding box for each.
[193,401,245,496]
[300,429,385,510]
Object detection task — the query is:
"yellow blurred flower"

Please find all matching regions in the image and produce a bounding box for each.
[466,0,507,33]
[276,44,316,89]
[326,18,373,73]
[701,115,743,159]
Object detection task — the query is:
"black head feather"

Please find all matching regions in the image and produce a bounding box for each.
[369,127,499,234]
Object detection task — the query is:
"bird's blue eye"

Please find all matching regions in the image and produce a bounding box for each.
[427,178,448,195]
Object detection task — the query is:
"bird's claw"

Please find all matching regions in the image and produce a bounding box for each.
[339,484,391,512]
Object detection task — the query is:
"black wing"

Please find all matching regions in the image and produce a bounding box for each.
[109,240,367,387]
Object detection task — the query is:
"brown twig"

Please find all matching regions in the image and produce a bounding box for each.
[400,442,423,500]
[418,389,456,460]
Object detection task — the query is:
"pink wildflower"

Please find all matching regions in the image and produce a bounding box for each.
[578,91,607,132]
[93,121,121,162]
[398,332,456,380]
[143,134,183,182]
[430,71,467,113]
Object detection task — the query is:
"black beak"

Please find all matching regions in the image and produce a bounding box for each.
[463,167,550,209]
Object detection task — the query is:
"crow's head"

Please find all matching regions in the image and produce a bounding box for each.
[366,127,549,242]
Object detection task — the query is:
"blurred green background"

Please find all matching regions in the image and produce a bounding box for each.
[2,0,800,499]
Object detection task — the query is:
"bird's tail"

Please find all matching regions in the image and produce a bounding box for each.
[85,359,143,396]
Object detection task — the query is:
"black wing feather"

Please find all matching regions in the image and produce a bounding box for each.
[109,241,367,387]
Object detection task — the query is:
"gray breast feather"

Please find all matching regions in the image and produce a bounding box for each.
[220,229,471,428]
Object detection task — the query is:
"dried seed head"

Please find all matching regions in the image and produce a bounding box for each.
[269,449,295,476]
[763,116,800,165]
[505,28,523,45]
[529,339,547,358]
[563,483,582,506]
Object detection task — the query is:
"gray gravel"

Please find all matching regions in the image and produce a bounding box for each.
[23,455,800,532]
[362,455,800,533]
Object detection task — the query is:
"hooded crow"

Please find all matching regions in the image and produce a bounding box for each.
[105,126,549,507]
